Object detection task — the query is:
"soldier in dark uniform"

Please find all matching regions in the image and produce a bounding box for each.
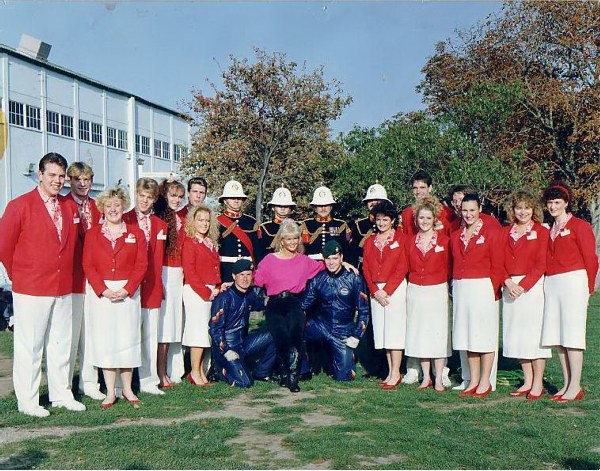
[260,187,296,255]
[217,180,263,283]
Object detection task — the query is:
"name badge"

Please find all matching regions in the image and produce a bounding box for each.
[73,217,80,224]
[560,229,571,237]
[390,241,399,249]
[157,230,167,240]
[434,245,445,253]
[475,235,485,245]
[526,230,537,240]
[125,234,137,244]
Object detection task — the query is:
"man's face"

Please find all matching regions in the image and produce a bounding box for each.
[452,191,465,214]
[325,253,343,274]
[224,198,244,212]
[273,206,292,218]
[233,270,253,291]
[366,199,382,211]
[38,163,66,197]
[314,205,332,218]
[188,183,206,207]
[412,180,432,201]
[70,175,93,198]
[136,189,157,215]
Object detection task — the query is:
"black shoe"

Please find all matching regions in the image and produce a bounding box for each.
[287,348,300,393]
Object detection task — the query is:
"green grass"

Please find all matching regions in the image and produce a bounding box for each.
[0,295,598,469]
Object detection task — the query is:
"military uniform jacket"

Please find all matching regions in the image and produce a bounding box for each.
[218,210,263,282]
[300,216,351,260]
[348,216,376,267]
[260,216,283,254]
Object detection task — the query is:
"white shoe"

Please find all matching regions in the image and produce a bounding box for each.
[402,368,420,385]
[140,387,165,396]
[452,380,469,391]
[51,399,86,412]
[80,389,106,401]
[441,367,452,387]
[19,406,50,418]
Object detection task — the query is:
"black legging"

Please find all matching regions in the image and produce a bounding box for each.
[265,295,305,353]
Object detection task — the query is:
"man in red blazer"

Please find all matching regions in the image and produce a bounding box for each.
[123,177,168,395]
[0,153,86,417]
[64,162,104,400]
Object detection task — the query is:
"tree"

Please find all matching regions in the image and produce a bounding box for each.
[181,48,351,222]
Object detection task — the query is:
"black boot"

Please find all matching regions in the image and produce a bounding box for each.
[277,354,288,387]
[287,347,301,393]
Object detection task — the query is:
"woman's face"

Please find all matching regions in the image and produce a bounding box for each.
[513,202,533,225]
[546,198,568,219]
[376,214,394,233]
[103,197,124,225]
[194,210,211,236]
[461,200,481,227]
[417,208,435,233]
[281,235,299,253]
[167,187,184,210]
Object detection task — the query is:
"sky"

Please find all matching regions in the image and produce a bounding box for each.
[0,1,502,134]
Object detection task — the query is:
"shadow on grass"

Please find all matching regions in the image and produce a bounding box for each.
[561,457,600,470]
[0,448,47,470]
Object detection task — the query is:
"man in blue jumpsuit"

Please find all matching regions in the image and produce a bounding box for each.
[209,259,275,387]
[301,241,370,381]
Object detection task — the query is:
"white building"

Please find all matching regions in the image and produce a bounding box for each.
[0,35,190,213]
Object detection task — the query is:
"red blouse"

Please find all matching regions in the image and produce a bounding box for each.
[181,235,221,301]
[406,232,452,286]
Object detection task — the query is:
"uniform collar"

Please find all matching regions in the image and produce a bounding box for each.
[315,215,332,223]
[224,209,242,219]
[273,216,284,224]
[232,285,249,297]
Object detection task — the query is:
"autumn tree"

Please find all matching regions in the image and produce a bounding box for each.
[181,48,351,222]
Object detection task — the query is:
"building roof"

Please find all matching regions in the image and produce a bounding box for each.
[0,42,189,120]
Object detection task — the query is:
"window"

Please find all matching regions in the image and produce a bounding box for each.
[154,139,162,158]
[118,129,128,150]
[141,136,150,155]
[91,122,103,144]
[9,101,24,126]
[107,127,117,147]
[46,110,60,134]
[26,105,41,130]
[162,141,170,160]
[61,115,73,138]
[79,119,90,141]
[174,144,186,162]
[135,134,140,153]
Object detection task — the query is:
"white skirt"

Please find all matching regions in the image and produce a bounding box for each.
[502,275,551,359]
[405,282,451,358]
[182,284,213,348]
[86,280,141,368]
[542,270,589,349]
[158,266,184,343]
[452,278,499,353]
[371,280,407,350]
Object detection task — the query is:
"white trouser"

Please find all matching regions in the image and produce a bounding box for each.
[167,342,185,382]
[13,293,75,410]
[139,307,160,390]
[69,293,101,394]
[458,349,498,391]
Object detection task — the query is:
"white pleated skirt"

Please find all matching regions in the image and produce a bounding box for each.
[405,282,451,358]
[182,284,213,348]
[542,270,589,349]
[452,278,499,353]
[371,280,407,350]
[86,280,141,368]
[158,266,184,343]
[502,275,551,359]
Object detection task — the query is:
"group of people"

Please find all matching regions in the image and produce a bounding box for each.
[0,153,597,418]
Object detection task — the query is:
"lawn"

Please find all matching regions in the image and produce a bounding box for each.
[0,295,598,469]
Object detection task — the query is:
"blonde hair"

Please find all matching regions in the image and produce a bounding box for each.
[273,220,304,254]
[185,205,219,244]
[135,177,159,199]
[412,195,442,222]
[67,161,94,179]
[96,186,131,213]
[504,189,543,223]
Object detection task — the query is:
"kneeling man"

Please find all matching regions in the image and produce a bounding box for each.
[301,241,370,381]
[209,259,275,387]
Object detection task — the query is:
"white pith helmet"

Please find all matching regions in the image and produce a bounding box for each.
[219,180,248,202]
[268,187,296,207]
[310,186,336,206]
[363,184,391,203]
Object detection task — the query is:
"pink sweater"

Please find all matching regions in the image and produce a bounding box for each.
[254,253,324,296]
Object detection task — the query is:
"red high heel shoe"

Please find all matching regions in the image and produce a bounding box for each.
[509,388,531,397]
[418,380,433,390]
[459,387,478,398]
[526,390,545,401]
[472,385,492,398]
[557,389,584,403]
[549,393,563,401]
[381,375,403,390]
[122,393,141,404]
[101,398,117,409]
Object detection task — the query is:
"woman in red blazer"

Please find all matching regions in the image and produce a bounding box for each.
[83,187,148,409]
[182,205,221,386]
[404,197,452,392]
[501,190,550,401]
[541,183,599,402]
[451,193,503,398]
[362,201,408,390]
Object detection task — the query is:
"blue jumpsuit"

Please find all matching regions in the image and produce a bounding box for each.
[209,286,275,388]
[300,269,370,381]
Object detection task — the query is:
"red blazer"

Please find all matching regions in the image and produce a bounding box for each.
[450,219,504,300]
[181,235,221,301]
[547,216,599,294]
[362,229,408,296]
[401,205,452,237]
[501,222,549,292]
[64,193,103,294]
[405,233,452,286]
[177,205,189,221]
[82,223,148,297]
[449,211,501,233]
[123,210,167,308]
[0,189,79,296]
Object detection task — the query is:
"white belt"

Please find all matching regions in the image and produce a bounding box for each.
[308,254,323,261]
[220,256,252,263]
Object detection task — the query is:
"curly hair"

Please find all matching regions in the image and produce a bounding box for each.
[185,205,219,245]
[155,179,185,257]
[370,201,399,229]
[542,182,572,209]
[273,220,304,254]
[412,195,442,222]
[96,186,131,213]
[504,189,544,223]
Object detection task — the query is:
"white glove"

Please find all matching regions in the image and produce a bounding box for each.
[345,336,360,349]
[224,350,239,362]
